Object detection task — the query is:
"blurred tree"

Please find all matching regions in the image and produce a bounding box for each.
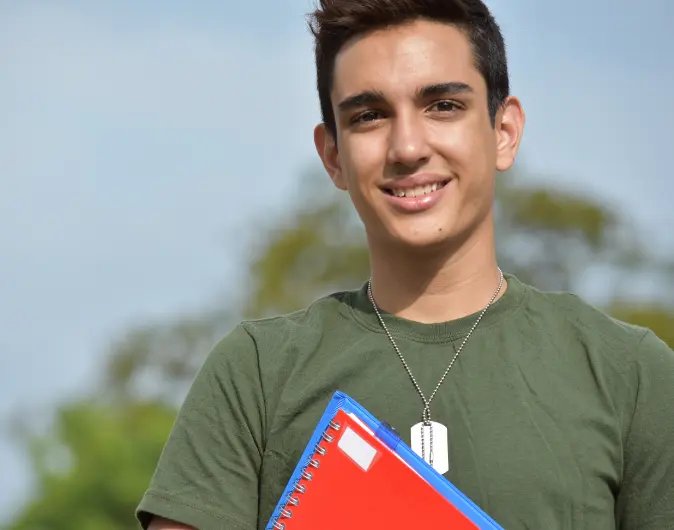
[6,400,175,530]
[5,165,673,529]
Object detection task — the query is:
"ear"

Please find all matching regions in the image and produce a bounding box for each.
[314,123,347,190]
[494,96,525,172]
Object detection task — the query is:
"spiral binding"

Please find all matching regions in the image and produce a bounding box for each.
[271,418,342,530]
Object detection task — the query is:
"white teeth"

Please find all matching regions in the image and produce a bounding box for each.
[390,182,445,198]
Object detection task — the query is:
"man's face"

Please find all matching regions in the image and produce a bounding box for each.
[315,19,522,250]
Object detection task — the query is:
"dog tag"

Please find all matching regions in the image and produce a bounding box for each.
[411,421,449,474]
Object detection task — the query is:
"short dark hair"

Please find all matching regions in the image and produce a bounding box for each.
[308,0,510,138]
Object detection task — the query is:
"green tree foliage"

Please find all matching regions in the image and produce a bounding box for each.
[6,401,176,530]
[5,168,673,528]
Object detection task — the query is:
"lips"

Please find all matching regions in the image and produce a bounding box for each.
[380,176,452,213]
[383,180,450,198]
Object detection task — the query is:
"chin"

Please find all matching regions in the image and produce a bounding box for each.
[386,226,463,252]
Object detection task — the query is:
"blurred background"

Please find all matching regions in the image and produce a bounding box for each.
[1,0,673,527]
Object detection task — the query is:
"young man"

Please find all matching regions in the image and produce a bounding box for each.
[137,0,674,528]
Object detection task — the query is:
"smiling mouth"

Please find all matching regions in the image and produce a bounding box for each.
[382,180,450,198]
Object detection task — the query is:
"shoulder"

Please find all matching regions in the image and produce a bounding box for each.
[200,288,359,421]
[239,289,354,346]
[523,280,650,346]
[518,278,673,373]
[204,288,358,371]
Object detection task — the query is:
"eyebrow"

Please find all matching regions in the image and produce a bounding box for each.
[419,82,473,98]
[337,82,474,112]
[337,89,387,112]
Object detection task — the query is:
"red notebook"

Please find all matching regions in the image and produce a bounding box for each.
[266,392,502,529]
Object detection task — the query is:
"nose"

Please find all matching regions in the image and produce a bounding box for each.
[386,110,432,170]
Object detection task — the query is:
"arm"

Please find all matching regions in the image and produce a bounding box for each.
[135,325,266,530]
[616,330,674,529]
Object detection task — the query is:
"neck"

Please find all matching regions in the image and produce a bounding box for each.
[368,225,506,324]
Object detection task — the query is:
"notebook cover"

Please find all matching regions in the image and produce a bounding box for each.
[265,391,502,530]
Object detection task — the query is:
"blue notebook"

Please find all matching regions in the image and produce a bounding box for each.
[266,390,503,530]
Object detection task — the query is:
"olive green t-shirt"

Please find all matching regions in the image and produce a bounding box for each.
[136,275,674,529]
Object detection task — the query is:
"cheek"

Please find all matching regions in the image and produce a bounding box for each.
[433,125,496,206]
[439,119,495,166]
[432,120,489,162]
[340,136,386,193]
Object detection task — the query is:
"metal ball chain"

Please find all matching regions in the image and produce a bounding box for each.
[367,268,504,466]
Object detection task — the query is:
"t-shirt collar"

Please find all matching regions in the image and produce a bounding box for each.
[347,273,527,343]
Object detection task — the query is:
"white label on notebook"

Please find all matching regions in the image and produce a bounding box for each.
[337,426,378,471]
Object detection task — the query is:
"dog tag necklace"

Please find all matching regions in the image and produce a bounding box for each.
[367,269,504,474]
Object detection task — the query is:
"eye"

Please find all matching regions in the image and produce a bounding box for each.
[352,110,383,124]
[428,100,462,113]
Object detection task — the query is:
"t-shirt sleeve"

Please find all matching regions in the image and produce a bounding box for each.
[616,330,674,529]
[136,324,266,530]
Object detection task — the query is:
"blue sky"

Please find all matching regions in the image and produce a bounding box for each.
[1,0,672,520]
